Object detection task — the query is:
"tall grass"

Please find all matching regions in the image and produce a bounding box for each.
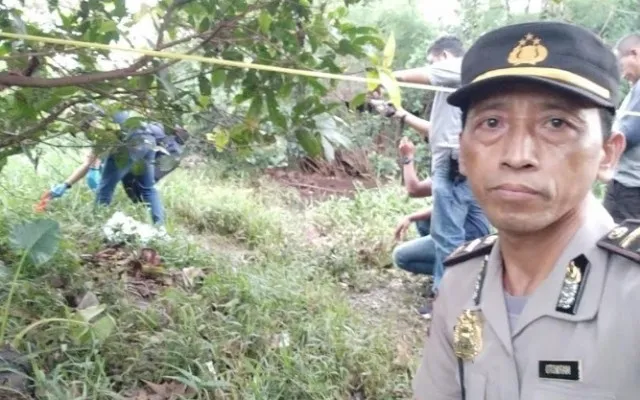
[0,148,426,399]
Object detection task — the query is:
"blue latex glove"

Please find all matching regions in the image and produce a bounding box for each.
[86,168,101,191]
[50,183,69,198]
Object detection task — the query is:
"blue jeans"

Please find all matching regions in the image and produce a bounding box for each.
[96,135,165,225]
[430,160,490,291]
[393,216,489,276]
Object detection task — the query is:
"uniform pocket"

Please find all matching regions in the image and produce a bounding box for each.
[533,382,615,400]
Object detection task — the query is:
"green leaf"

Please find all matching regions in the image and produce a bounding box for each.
[352,35,385,49]
[52,86,78,98]
[139,74,155,90]
[350,93,366,110]
[77,304,106,323]
[208,129,230,152]
[99,19,118,34]
[198,16,210,32]
[246,95,263,123]
[382,32,396,69]
[9,219,60,266]
[211,69,226,87]
[198,74,212,96]
[315,114,351,148]
[365,69,380,92]
[378,69,401,108]
[266,93,287,129]
[295,129,322,158]
[92,314,116,342]
[258,11,272,34]
[121,116,144,130]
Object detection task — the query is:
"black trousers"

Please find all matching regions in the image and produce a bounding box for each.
[603,180,640,223]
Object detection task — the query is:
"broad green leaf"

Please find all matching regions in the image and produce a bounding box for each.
[198,16,210,32]
[198,74,212,96]
[211,69,226,87]
[9,219,60,266]
[92,314,116,342]
[382,32,396,69]
[139,74,155,90]
[246,95,263,123]
[76,304,106,323]
[99,20,118,34]
[352,35,385,49]
[258,11,272,34]
[121,116,145,131]
[378,69,401,108]
[350,93,366,110]
[365,69,380,92]
[266,93,287,129]
[52,86,78,98]
[208,129,230,152]
[295,129,322,158]
[314,114,351,148]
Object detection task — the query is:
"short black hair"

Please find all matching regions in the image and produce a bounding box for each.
[461,108,615,140]
[427,35,465,58]
[616,33,640,55]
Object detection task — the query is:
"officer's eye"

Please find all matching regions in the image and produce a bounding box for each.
[483,118,500,128]
[546,118,568,129]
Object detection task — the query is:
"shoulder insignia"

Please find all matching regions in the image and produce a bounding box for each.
[443,234,498,267]
[597,219,640,264]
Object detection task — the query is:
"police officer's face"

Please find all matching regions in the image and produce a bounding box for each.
[460,84,623,234]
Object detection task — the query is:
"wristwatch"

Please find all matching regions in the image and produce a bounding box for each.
[400,156,413,165]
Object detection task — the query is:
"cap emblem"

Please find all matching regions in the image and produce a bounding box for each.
[507,33,548,66]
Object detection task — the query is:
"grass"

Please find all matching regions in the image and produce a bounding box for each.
[0,149,428,399]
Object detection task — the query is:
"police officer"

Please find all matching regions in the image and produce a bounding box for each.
[413,21,640,400]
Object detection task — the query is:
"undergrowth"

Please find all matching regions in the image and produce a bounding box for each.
[0,150,426,399]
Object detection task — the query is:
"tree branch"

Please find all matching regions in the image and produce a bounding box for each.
[0,98,91,148]
[0,1,261,90]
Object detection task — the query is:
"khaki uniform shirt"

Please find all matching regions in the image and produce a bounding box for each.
[413,201,640,400]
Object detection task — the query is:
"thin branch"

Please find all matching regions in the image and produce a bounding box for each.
[0,98,91,148]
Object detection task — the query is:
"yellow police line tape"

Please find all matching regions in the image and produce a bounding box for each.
[0,31,453,93]
[2,31,640,118]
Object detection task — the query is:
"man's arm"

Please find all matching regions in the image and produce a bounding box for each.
[63,151,99,187]
[394,67,432,85]
[616,92,640,148]
[397,111,430,139]
[403,157,432,197]
[407,207,432,222]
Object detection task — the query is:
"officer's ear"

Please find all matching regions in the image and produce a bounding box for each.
[597,131,625,182]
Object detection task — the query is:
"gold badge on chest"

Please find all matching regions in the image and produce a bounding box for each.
[453,309,484,361]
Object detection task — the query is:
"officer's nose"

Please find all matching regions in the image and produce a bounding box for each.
[499,119,539,171]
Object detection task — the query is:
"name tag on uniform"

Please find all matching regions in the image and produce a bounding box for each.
[539,360,581,381]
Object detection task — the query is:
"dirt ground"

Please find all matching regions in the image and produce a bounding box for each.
[264,167,380,201]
